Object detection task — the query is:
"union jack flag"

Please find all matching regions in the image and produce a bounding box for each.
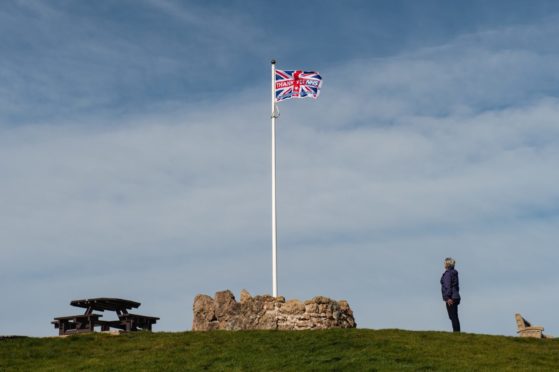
[275,69,322,102]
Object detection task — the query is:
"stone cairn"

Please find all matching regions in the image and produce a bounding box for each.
[192,289,356,331]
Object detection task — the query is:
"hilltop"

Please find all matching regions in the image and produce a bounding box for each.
[1,329,558,371]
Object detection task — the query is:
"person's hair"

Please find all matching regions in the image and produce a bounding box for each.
[444,257,456,268]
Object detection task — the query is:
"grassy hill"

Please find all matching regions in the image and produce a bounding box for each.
[1,329,558,371]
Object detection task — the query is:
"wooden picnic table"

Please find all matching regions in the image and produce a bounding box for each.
[52,298,159,335]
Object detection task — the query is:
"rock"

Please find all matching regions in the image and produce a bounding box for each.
[192,294,217,331]
[213,290,241,330]
[280,299,305,315]
[192,290,356,331]
[240,289,252,304]
[310,296,332,304]
[214,290,239,317]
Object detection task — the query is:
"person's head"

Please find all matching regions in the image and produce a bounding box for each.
[444,257,456,269]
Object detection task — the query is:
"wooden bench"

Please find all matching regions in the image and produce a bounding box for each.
[51,314,103,336]
[118,313,160,331]
[97,320,124,332]
[515,313,548,338]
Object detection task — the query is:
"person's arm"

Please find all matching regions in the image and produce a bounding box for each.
[451,271,460,300]
[442,272,452,301]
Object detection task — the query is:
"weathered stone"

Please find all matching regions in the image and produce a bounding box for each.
[214,290,239,317]
[192,290,356,331]
[280,299,305,315]
[192,294,218,331]
[212,290,241,330]
[311,296,333,304]
[240,289,252,304]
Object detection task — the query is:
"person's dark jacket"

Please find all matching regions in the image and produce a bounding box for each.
[440,268,460,303]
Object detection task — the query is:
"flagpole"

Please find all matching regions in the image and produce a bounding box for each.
[271,59,278,297]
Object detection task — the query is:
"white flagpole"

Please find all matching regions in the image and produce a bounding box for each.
[271,59,278,297]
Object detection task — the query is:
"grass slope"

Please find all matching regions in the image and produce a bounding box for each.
[1,329,558,371]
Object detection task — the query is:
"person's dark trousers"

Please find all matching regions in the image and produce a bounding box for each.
[446,302,461,332]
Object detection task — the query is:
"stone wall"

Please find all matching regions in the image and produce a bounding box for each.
[192,289,356,331]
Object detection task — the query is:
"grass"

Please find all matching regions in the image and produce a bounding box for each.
[1,329,558,371]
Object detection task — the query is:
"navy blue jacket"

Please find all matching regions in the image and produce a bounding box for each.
[440,268,460,302]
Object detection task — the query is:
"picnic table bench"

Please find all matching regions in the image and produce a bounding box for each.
[51,314,102,335]
[52,298,159,335]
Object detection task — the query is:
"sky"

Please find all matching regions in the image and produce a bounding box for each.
[1,0,559,337]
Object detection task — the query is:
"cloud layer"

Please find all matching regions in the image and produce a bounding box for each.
[1,3,559,336]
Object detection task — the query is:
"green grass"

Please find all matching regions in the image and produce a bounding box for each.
[1,329,558,371]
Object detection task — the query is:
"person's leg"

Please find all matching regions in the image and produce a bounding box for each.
[446,303,461,332]
[450,304,460,332]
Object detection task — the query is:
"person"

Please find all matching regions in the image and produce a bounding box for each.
[440,257,461,332]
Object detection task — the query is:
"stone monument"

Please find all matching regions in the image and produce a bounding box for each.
[192,289,356,331]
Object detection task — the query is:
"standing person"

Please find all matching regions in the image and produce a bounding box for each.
[440,257,461,332]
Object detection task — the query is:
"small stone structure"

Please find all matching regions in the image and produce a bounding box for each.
[192,289,356,331]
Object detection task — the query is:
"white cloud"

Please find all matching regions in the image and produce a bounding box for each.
[2,13,559,337]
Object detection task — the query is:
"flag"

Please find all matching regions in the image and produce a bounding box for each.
[275,69,322,102]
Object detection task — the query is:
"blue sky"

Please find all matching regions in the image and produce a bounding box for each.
[2,0,559,337]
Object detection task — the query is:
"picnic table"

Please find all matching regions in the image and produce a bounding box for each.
[52,298,159,335]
